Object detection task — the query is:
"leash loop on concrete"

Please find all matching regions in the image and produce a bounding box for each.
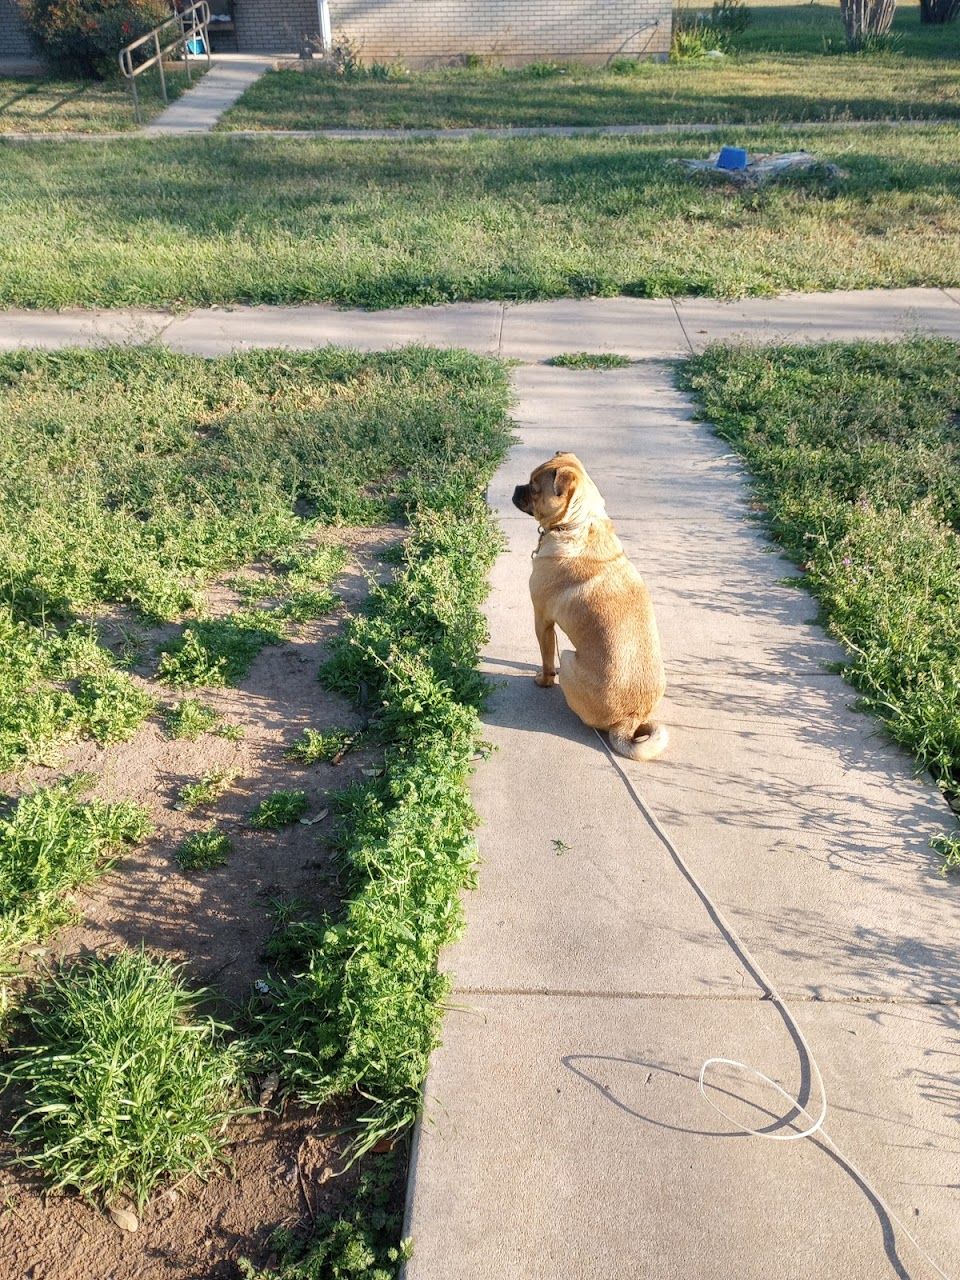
[593,728,954,1280]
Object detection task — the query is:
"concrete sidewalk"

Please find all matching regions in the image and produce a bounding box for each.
[0,117,950,144]
[402,363,960,1278]
[1,287,960,357]
[143,54,275,134]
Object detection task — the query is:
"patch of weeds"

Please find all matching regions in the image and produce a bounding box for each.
[682,338,960,794]
[274,544,347,623]
[250,791,309,830]
[158,611,287,688]
[252,469,506,1153]
[285,728,356,766]
[175,770,237,813]
[162,697,222,741]
[933,832,960,876]
[0,614,151,769]
[73,669,156,745]
[552,837,571,856]
[670,16,729,61]
[547,352,632,369]
[277,588,338,624]
[2,949,244,1209]
[0,778,152,960]
[0,347,510,764]
[238,1152,410,1280]
[261,905,330,974]
[228,573,283,606]
[176,828,233,872]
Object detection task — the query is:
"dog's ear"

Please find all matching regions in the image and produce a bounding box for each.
[553,466,577,498]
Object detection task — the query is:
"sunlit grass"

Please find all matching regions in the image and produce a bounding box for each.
[3,950,244,1207]
[2,125,959,309]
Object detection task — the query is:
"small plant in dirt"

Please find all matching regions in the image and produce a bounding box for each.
[175,769,237,813]
[933,831,960,875]
[275,544,346,622]
[285,728,357,765]
[176,828,233,871]
[162,697,222,741]
[158,612,286,688]
[548,352,632,369]
[249,791,309,829]
[2,950,244,1209]
[277,588,339,624]
[73,668,155,745]
[0,778,151,959]
[261,898,329,972]
[237,1153,410,1279]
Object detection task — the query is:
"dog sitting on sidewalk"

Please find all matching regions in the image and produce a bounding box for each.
[512,451,668,762]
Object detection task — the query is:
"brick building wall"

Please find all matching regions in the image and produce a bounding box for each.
[235,0,320,51]
[328,0,671,64]
[236,0,671,62]
[0,0,34,58]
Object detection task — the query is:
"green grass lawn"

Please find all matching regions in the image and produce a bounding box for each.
[220,2,960,131]
[683,339,960,851]
[0,66,203,134]
[1,124,959,307]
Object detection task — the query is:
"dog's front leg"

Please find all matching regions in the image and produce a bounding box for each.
[534,612,558,687]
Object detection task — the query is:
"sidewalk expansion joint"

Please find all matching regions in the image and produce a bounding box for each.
[670,297,695,354]
[450,986,960,1006]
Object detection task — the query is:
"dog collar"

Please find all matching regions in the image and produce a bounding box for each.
[532,522,579,558]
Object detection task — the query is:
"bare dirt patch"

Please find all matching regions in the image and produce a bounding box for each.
[0,528,400,1280]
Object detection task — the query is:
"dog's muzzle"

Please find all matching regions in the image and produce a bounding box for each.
[512,484,533,514]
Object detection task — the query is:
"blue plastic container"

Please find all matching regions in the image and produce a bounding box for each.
[716,146,749,171]
[186,35,206,55]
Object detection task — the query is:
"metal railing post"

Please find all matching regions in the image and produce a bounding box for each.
[181,11,193,84]
[118,2,210,124]
[129,56,141,123]
[155,30,167,103]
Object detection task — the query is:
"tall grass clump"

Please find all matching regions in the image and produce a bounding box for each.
[251,387,512,1154]
[682,338,960,799]
[3,950,244,1208]
[0,778,152,959]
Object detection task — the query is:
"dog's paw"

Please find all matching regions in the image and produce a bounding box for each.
[534,672,557,688]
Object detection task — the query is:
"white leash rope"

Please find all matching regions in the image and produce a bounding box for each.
[594,729,954,1280]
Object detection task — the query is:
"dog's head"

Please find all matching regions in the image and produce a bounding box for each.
[512,452,606,528]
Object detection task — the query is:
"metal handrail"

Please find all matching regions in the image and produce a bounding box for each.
[119,0,211,123]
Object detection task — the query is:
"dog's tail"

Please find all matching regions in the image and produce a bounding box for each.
[608,719,669,762]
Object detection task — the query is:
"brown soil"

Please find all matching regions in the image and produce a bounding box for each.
[0,527,401,1280]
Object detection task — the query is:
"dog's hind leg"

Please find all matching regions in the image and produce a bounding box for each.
[558,648,600,724]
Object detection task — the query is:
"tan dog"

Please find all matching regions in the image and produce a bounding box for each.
[512,452,667,761]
